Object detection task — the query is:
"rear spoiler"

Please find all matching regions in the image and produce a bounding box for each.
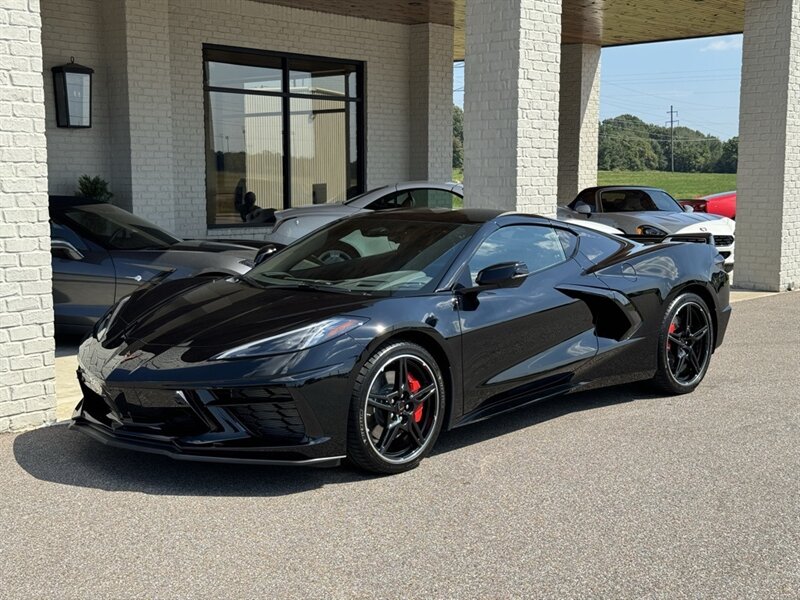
[623,232,714,246]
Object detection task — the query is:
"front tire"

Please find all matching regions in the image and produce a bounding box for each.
[652,292,714,394]
[347,342,445,474]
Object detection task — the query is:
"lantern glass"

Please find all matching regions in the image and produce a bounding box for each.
[65,72,91,127]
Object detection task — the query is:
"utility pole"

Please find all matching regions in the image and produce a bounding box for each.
[666,106,679,172]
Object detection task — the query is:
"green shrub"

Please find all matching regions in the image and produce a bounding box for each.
[76,175,113,201]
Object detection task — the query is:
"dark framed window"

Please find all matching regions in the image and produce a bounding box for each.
[203,45,365,227]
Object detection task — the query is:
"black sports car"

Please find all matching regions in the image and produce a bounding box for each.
[50,196,267,334]
[72,209,731,473]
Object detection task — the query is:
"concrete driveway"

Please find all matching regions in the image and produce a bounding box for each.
[2,293,799,598]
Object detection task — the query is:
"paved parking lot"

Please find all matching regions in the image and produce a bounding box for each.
[2,293,799,598]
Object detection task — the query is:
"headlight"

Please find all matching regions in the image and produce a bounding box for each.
[636,225,668,236]
[212,317,367,360]
[93,295,131,342]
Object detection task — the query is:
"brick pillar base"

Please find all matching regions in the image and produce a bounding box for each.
[0,0,56,432]
[736,0,800,291]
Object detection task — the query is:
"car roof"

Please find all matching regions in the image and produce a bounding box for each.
[357,207,554,226]
[579,186,667,195]
[394,181,461,192]
[359,207,501,224]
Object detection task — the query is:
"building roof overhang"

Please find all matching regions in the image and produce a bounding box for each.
[254,0,744,59]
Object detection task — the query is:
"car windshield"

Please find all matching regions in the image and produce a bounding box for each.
[246,217,478,294]
[600,190,683,213]
[58,203,181,250]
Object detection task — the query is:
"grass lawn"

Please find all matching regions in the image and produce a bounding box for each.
[597,170,736,199]
[453,169,735,199]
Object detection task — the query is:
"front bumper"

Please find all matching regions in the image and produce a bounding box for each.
[71,339,359,465]
[70,417,343,467]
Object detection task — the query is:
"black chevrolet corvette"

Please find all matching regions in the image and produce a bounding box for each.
[72,209,731,473]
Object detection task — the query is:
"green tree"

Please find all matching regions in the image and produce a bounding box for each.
[715,136,738,173]
[599,114,732,173]
[453,105,464,169]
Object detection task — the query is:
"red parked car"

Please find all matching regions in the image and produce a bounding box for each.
[679,191,736,220]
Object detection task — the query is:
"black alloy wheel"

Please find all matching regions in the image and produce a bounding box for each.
[347,342,445,474]
[653,292,714,394]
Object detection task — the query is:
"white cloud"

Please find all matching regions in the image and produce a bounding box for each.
[701,38,743,52]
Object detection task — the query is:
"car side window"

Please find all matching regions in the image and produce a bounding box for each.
[411,189,460,209]
[554,228,579,258]
[365,189,460,211]
[578,229,626,263]
[467,225,567,285]
[365,191,409,211]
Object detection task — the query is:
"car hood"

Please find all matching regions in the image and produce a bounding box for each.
[274,204,362,222]
[171,239,259,255]
[105,277,376,351]
[593,211,735,235]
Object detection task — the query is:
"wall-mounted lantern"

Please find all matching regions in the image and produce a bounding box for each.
[52,57,93,128]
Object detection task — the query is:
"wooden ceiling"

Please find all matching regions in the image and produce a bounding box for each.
[256,0,745,59]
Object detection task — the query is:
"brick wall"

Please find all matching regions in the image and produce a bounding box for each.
[464,0,562,217]
[0,0,56,432]
[737,0,800,291]
[557,43,600,204]
[41,0,111,196]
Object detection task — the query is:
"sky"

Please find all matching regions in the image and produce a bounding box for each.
[453,33,743,141]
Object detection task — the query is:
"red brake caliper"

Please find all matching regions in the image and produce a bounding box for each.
[407,373,424,423]
[667,321,677,350]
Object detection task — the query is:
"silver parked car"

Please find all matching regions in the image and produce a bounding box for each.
[50,197,264,334]
[262,182,464,248]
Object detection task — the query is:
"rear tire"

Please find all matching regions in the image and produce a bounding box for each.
[652,292,714,394]
[347,342,445,474]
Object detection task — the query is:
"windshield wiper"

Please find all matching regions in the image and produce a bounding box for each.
[240,272,349,293]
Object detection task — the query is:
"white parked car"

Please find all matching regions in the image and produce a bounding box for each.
[263,182,463,248]
[558,186,735,270]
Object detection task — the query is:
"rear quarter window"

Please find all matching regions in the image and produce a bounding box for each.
[578,229,626,263]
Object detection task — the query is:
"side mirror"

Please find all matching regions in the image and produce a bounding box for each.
[683,205,694,213]
[575,204,592,216]
[51,238,84,261]
[475,261,529,288]
[254,243,282,265]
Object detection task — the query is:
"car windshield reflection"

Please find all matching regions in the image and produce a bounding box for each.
[247,218,478,295]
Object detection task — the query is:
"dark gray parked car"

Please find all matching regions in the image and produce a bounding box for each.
[50,197,261,334]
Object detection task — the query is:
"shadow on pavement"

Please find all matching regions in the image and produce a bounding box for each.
[432,382,662,455]
[13,383,662,497]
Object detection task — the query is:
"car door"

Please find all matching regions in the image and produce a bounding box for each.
[457,224,598,415]
[50,220,116,330]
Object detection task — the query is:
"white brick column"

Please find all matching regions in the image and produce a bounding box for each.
[463,0,562,216]
[409,23,454,181]
[736,0,800,291]
[0,0,55,432]
[557,43,600,204]
[103,0,175,231]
